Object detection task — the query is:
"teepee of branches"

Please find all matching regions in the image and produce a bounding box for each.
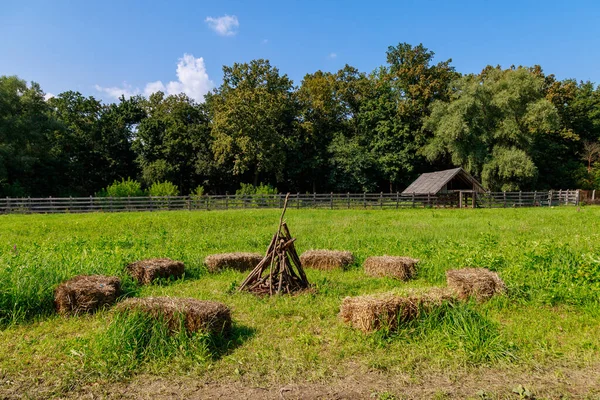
[238,194,310,295]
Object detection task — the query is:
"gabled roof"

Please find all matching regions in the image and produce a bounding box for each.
[402,167,485,194]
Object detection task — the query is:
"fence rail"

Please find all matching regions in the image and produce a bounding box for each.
[0,190,580,214]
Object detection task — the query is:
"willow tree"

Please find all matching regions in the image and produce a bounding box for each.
[423,66,560,191]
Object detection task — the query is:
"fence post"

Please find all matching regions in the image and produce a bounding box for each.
[6,196,9,214]
[566,190,569,206]
[533,191,537,206]
[548,190,553,206]
[330,192,334,209]
[518,191,521,207]
[363,192,366,209]
[380,192,384,209]
[576,190,580,206]
[297,192,300,209]
[412,192,415,208]
[347,192,350,209]
[396,192,399,209]
[592,189,596,201]
[225,192,228,210]
[427,193,431,208]
[127,195,131,211]
[503,191,506,208]
[28,196,31,214]
[313,192,316,208]
[559,189,562,205]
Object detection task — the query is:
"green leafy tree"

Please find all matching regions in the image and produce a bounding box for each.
[47,92,142,195]
[207,59,297,187]
[134,92,212,194]
[424,66,560,191]
[0,76,56,196]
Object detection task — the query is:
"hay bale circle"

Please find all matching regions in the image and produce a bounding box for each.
[363,256,419,280]
[126,258,185,285]
[339,288,455,333]
[55,275,121,316]
[300,250,354,270]
[204,252,262,273]
[446,268,505,302]
[114,297,232,336]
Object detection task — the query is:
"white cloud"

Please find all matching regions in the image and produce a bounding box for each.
[95,54,214,103]
[94,83,139,99]
[205,15,239,36]
[328,53,337,59]
[44,92,55,101]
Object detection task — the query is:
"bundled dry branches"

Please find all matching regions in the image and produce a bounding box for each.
[238,194,310,295]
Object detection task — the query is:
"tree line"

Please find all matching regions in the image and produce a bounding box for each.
[2,43,600,197]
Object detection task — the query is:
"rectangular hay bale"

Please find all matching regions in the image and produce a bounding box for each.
[55,275,121,315]
[339,288,455,333]
[300,250,354,270]
[114,296,232,336]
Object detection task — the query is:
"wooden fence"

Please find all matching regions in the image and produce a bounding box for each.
[0,190,580,214]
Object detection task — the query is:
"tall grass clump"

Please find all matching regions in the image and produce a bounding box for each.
[381,302,517,365]
[81,310,213,379]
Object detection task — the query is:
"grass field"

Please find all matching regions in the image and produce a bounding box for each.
[1,207,600,399]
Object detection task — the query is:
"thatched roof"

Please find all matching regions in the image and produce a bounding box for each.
[402,168,485,195]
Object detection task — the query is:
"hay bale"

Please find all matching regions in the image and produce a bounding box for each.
[446,268,505,302]
[127,258,185,285]
[300,250,354,270]
[115,296,232,336]
[363,256,419,280]
[339,288,455,333]
[204,252,262,273]
[55,275,121,315]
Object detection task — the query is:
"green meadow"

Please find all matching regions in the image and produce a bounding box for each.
[1,207,599,399]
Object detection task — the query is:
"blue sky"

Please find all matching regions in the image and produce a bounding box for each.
[2,0,599,103]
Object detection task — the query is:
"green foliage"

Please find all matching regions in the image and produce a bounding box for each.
[207,59,297,185]
[148,181,180,197]
[97,178,145,197]
[84,311,212,379]
[3,42,600,195]
[424,67,560,190]
[191,185,205,196]
[235,182,277,196]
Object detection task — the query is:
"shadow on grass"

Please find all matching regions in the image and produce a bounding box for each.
[209,323,257,360]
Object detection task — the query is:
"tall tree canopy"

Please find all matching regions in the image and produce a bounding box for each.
[2,42,600,196]
[207,59,297,187]
[424,66,560,191]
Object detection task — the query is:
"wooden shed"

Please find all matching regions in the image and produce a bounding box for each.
[402,168,485,207]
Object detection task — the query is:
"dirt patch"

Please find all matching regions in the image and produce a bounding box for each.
[8,362,595,400]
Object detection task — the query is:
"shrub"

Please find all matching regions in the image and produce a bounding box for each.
[235,183,278,207]
[148,181,179,197]
[235,183,277,196]
[190,185,205,197]
[97,178,145,197]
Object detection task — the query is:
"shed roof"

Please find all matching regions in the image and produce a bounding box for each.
[402,168,485,194]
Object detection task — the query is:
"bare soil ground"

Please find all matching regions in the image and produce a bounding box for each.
[2,364,599,399]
